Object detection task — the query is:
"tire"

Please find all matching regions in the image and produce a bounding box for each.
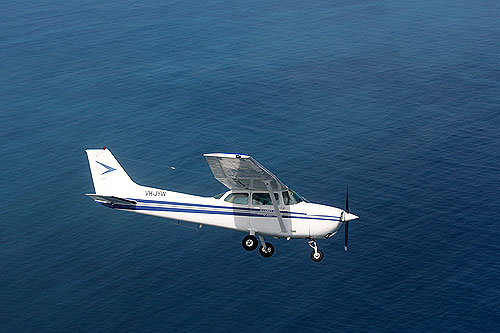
[311,249,324,262]
[242,235,258,251]
[259,242,275,258]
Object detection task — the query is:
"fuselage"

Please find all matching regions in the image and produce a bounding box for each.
[86,148,360,261]
[106,185,343,239]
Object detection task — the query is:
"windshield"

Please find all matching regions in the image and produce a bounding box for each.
[282,189,306,205]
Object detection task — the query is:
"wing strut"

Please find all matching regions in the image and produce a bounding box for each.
[264,181,288,233]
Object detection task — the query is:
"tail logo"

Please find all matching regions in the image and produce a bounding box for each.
[96,161,117,175]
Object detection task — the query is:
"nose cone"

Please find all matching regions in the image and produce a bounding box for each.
[345,212,359,221]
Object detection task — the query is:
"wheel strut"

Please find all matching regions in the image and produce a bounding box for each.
[308,239,318,254]
[258,235,267,251]
[308,239,324,262]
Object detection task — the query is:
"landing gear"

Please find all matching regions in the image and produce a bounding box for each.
[242,234,275,258]
[242,235,258,251]
[311,249,324,262]
[242,235,324,261]
[259,242,275,258]
[257,234,274,258]
[308,239,324,262]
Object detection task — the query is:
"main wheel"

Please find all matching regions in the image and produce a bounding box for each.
[242,235,258,251]
[259,242,275,258]
[311,249,324,262]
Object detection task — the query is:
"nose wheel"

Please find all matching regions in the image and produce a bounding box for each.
[308,240,324,262]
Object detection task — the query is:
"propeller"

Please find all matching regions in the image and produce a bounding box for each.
[344,186,349,252]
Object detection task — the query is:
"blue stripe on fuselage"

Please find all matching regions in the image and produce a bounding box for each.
[127,198,343,218]
[101,201,340,222]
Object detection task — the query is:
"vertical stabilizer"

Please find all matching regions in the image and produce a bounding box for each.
[85,148,137,196]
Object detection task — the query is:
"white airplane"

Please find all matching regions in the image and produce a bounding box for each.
[85,148,359,262]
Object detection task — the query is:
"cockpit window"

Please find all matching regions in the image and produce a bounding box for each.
[252,193,279,206]
[282,190,304,205]
[224,193,249,205]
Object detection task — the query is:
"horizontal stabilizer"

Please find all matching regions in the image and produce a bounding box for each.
[86,194,137,205]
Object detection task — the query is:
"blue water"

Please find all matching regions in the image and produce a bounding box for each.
[1,0,499,331]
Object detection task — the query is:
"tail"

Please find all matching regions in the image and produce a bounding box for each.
[85,148,138,196]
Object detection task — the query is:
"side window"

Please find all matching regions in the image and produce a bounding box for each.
[252,193,279,206]
[224,193,249,205]
[213,192,225,199]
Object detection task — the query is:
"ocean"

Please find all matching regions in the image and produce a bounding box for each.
[1,0,499,331]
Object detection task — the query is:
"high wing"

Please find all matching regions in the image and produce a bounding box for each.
[204,153,289,233]
[204,153,288,191]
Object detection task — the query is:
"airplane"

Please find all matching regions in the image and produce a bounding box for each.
[85,147,359,262]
